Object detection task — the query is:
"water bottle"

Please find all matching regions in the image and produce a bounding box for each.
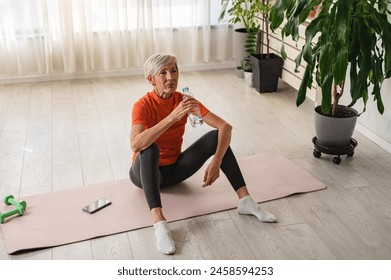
[182,86,203,127]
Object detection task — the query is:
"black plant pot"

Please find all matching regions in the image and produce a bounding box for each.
[250,53,284,93]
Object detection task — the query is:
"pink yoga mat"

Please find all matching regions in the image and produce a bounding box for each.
[0,152,326,254]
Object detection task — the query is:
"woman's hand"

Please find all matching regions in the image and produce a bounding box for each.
[170,97,199,122]
[201,113,233,187]
[202,159,221,187]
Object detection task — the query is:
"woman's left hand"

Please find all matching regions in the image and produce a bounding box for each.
[202,160,221,187]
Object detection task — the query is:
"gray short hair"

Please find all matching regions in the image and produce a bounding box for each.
[143,53,178,78]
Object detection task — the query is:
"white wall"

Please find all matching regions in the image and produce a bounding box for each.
[342,75,391,153]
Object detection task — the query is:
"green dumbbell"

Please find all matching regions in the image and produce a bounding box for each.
[0,195,27,224]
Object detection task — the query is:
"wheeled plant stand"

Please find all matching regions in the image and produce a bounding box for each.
[312,136,358,165]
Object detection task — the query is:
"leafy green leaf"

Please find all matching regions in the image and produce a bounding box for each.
[268,0,391,115]
[281,43,288,60]
[296,64,311,106]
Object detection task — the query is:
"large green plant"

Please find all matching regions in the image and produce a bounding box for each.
[219,0,262,32]
[270,0,391,116]
[219,0,273,69]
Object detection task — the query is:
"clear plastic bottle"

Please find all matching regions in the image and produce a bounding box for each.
[182,86,203,127]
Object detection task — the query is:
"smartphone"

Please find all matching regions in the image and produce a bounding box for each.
[82,198,111,214]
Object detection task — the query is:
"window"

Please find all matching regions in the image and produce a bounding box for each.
[0,0,225,38]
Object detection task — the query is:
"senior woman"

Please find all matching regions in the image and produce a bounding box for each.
[130,53,276,255]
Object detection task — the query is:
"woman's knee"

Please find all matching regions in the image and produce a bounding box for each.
[203,130,218,151]
[140,142,160,161]
[206,129,218,138]
[204,130,218,143]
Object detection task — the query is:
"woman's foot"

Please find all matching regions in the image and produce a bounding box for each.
[237,195,277,222]
[153,220,176,254]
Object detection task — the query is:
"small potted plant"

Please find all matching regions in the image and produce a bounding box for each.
[240,58,254,86]
[269,0,391,163]
[219,0,284,91]
[219,0,261,77]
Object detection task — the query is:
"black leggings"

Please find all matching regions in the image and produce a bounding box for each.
[129,130,246,209]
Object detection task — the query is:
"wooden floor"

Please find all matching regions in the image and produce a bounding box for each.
[1,69,391,260]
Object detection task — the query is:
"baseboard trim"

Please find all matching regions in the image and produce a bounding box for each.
[355,123,391,154]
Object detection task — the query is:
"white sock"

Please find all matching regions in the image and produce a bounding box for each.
[153,221,176,255]
[237,195,277,223]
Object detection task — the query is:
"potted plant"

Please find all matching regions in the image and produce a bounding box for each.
[250,0,284,92]
[240,58,254,86]
[269,0,391,163]
[219,0,261,78]
[219,0,284,91]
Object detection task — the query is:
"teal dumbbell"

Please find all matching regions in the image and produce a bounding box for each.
[0,195,27,224]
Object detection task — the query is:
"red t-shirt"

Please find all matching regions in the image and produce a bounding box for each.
[131,90,209,166]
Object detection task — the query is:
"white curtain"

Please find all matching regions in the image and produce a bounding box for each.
[0,0,233,77]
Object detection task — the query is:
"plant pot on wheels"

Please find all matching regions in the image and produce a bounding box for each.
[250,53,284,93]
[312,105,358,164]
